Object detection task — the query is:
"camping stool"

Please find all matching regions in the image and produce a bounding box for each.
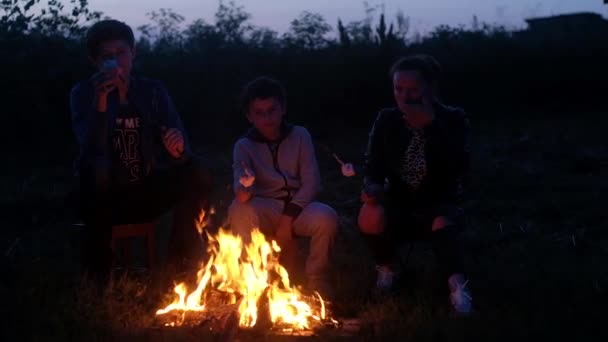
[111,222,156,269]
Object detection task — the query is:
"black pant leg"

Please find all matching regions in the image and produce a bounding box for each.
[431,225,465,278]
[159,157,214,267]
[77,167,115,275]
[428,204,466,278]
[360,232,396,266]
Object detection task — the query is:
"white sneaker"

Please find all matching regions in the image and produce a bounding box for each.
[375,265,394,292]
[448,275,473,314]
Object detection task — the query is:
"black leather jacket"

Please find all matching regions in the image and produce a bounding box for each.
[364,102,471,207]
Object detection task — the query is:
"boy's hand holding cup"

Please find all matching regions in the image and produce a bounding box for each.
[93,58,120,111]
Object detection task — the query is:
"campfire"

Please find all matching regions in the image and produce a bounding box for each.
[155,218,336,334]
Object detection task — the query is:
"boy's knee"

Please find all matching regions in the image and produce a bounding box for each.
[227,201,258,240]
[311,203,338,237]
[322,207,338,237]
[228,200,257,220]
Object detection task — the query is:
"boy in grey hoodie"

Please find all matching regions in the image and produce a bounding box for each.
[227,77,337,295]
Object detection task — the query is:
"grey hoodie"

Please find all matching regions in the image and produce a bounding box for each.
[232,123,321,218]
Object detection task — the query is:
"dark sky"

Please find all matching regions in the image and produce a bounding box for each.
[89,0,607,34]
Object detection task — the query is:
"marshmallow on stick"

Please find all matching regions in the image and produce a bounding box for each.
[341,163,356,177]
[239,161,255,188]
[332,153,356,177]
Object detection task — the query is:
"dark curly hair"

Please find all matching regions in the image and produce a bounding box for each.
[389,54,442,86]
[239,77,287,114]
[86,20,135,58]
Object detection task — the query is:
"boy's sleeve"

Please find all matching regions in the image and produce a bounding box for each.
[155,82,191,163]
[232,139,254,195]
[70,82,109,173]
[363,111,388,194]
[283,128,321,218]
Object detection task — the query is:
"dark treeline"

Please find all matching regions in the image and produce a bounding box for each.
[1,0,607,169]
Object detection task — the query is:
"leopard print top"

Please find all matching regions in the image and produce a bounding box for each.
[400,128,427,189]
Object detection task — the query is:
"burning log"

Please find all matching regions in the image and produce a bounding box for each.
[153,295,242,342]
[144,315,357,341]
[147,312,239,342]
[154,288,241,327]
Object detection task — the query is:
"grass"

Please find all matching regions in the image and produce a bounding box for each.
[1,112,607,341]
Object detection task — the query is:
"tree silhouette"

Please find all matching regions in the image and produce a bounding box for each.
[138,8,185,51]
[1,0,101,36]
[215,0,252,44]
[284,11,332,50]
[337,19,350,46]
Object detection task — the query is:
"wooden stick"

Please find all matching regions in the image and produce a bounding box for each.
[240,161,253,177]
[332,153,345,166]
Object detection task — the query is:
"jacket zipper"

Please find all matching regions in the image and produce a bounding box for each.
[267,141,291,200]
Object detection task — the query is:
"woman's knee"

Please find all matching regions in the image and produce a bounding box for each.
[431,216,454,232]
[358,203,386,235]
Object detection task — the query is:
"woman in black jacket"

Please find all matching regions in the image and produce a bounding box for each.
[359,54,472,314]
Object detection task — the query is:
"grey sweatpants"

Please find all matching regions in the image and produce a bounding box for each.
[227,197,337,278]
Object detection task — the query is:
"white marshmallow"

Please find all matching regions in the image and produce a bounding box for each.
[341,163,356,177]
[239,174,255,188]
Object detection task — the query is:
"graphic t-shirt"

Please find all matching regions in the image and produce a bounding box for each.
[111,103,144,184]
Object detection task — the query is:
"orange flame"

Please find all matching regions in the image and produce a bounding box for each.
[156,224,331,330]
[195,206,214,236]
